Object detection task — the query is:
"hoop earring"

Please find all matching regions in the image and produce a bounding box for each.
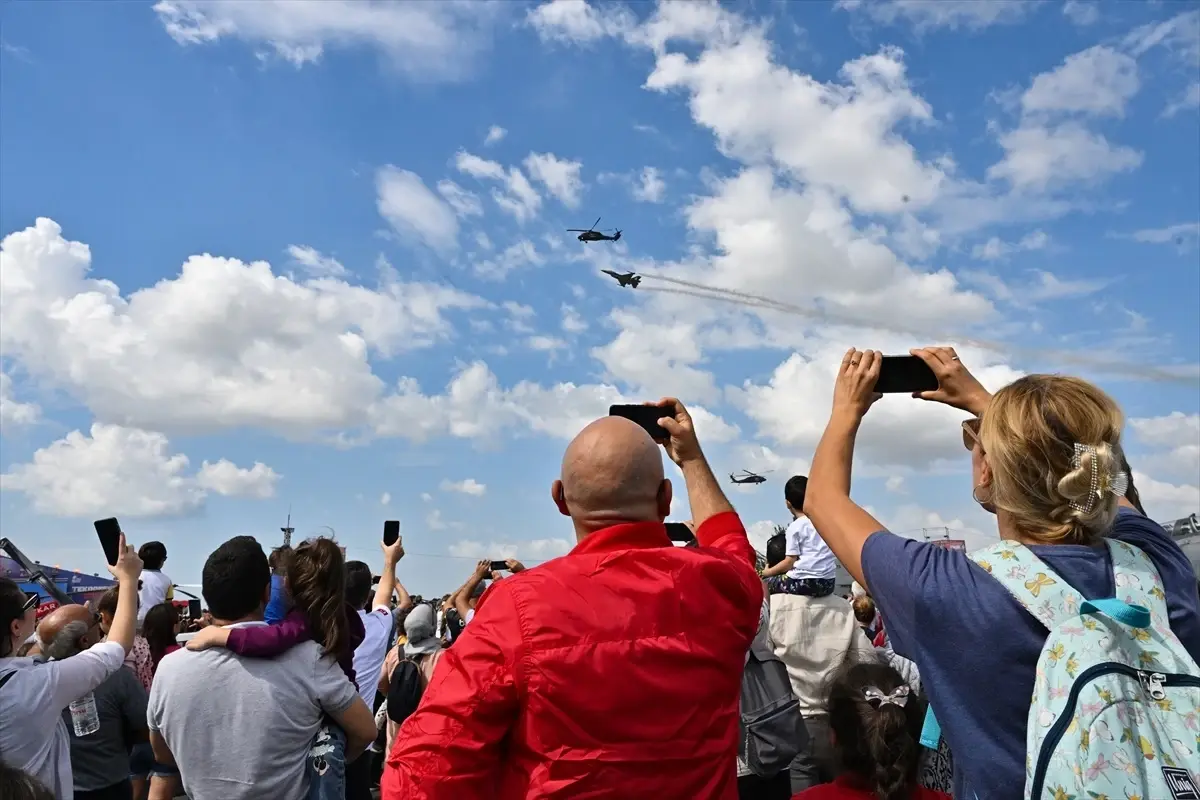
[972,484,991,506]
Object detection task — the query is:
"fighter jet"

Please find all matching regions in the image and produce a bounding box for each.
[602,270,641,288]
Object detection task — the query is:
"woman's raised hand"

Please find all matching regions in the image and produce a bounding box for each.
[909,346,991,416]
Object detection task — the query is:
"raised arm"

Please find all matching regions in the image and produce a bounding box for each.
[372,536,406,613]
[105,532,144,656]
[454,561,490,621]
[654,397,735,529]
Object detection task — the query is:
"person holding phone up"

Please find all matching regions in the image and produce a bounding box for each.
[383,397,763,800]
[0,533,144,800]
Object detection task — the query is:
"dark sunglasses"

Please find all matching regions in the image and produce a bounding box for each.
[961,417,983,452]
[22,592,40,612]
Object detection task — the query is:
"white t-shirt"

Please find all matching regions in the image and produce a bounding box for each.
[0,641,126,800]
[352,608,393,707]
[137,570,173,622]
[784,516,836,580]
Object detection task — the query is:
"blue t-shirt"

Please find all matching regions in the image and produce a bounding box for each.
[264,574,289,625]
[862,508,1200,800]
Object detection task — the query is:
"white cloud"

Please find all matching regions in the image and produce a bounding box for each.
[152,0,499,81]
[527,335,567,353]
[448,537,572,561]
[0,422,278,517]
[441,478,487,496]
[885,475,907,494]
[745,520,779,554]
[834,0,1033,32]
[591,311,720,402]
[436,179,483,218]
[526,0,634,44]
[1021,46,1139,118]
[376,166,460,252]
[195,459,279,498]
[1062,1,1099,26]
[561,304,587,334]
[380,491,391,506]
[1133,471,1200,523]
[962,268,1108,305]
[1163,82,1200,119]
[522,152,584,207]
[970,229,1048,261]
[632,166,666,203]
[474,239,544,280]
[420,492,432,502]
[454,151,543,222]
[0,371,40,426]
[426,508,447,530]
[484,125,506,145]
[1129,412,1200,478]
[286,245,348,278]
[0,218,483,436]
[1116,222,1200,248]
[987,122,1143,191]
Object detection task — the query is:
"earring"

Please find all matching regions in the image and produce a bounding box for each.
[972,484,991,505]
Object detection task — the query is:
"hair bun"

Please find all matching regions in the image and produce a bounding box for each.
[1055,441,1121,532]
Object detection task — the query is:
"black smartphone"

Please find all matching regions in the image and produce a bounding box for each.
[187,599,202,619]
[609,404,669,441]
[874,356,938,394]
[383,520,400,546]
[665,522,695,544]
[489,560,508,572]
[94,518,122,566]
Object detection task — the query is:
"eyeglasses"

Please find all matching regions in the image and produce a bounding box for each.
[961,417,983,453]
[22,592,40,612]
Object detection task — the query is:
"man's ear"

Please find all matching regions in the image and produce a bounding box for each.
[551,480,570,517]
[656,479,673,521]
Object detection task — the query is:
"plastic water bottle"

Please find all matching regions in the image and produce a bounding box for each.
[69,692,99,736]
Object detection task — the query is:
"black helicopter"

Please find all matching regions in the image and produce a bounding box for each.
[602,270,641,288]
[568,216,622,243]
[730,470,772,485]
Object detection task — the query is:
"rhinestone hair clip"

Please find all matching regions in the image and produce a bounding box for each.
[1069,443,1129,513]
[863,685,910,708]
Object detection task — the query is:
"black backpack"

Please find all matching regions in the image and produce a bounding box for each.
[739,646,807,777]
[386,659,425,725]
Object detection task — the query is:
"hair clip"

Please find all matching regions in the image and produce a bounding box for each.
[1070,443,1127,513]
[863,685,909,708]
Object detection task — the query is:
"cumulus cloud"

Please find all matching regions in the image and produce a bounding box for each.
[153,0,501,81]
[834,0,1033,32]
[523,152,584,207]
[0,423,278,517]
[448,537,572,561]
[0,371,40,426]
[441,478,487,496]
[287,245,348,278]
[632,167,666,203]
[484,125,506,145]
[454,151,542,222]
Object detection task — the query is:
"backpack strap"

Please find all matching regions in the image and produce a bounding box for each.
[1104,539,1169,627]
[967,540,1086,632]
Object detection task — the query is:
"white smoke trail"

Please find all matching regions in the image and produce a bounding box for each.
[637,278,1199,385]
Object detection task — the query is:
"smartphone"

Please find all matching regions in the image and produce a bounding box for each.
[609,404,669,441]
[874,356,938,394]
[383,520,400,546]
[94,518,122,566]
[665,522,695,544]
[489,560,508,572]
[187,599,202,619]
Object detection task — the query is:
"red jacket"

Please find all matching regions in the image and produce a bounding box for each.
[383,511,763,799]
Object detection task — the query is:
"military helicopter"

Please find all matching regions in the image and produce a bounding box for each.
[568,217,622,243]
[602,270,641,288]
[730,470,772,485]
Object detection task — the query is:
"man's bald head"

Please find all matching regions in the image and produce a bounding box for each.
[553,416,672,536]
[38,604,98,660]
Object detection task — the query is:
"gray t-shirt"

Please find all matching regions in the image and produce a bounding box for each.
[62,665,148,791]
[146,621,358,800]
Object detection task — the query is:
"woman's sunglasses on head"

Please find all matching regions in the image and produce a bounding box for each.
[22,591,40,612]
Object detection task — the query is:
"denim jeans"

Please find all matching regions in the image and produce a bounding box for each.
[307,721,347,800]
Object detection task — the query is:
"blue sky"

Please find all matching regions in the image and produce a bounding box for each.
[1,0,1197,596]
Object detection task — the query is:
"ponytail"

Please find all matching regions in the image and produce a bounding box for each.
[827,661,924,800]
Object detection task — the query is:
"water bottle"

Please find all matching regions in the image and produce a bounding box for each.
[69,692,99,736]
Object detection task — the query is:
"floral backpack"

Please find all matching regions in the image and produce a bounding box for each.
[968,539,1200,800]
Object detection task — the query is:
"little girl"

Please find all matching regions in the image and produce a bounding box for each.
[792,662,950,800]
[187,537,364,800]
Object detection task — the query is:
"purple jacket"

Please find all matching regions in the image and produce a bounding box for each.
[227,605,366,688]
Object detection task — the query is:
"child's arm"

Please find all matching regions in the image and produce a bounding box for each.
[185,610,310,657]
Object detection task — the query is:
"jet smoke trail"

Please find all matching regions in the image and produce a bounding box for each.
[638,278,1199,385]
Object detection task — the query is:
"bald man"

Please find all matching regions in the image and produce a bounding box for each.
[37,605,103,662]
[385,398,764,800]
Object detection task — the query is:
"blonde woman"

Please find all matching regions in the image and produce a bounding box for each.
[804,347,1200,800]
